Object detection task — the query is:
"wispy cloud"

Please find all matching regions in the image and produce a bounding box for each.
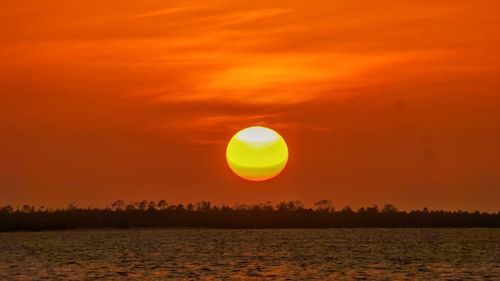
[129,6,203,18]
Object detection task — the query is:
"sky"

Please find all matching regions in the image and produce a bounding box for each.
[1,1,499,211]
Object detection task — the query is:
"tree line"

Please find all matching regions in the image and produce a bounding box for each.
[0,200,498,231]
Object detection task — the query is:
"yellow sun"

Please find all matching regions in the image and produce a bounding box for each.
[226,126,288,181]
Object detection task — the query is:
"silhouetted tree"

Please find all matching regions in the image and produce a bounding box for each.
[0,205,13,213]
[366,205,379,214]
[157,200,167,210]
[137,200,148,211]
[111,200,124,211]
[276,202,288,211]
[22,205,34,213]
[341,206,353,213]
[287,201,304,211]
[148,201,156,211]
[67,202,77,211]
[196,201,211,212]
[315,200,334,212]
[261,201,274,211]
[382,204,398,213]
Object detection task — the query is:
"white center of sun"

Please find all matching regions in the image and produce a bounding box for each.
[236,127,279,143]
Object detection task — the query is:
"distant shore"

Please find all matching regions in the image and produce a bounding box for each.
[1,201,499,231]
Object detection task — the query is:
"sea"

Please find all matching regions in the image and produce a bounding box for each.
[0,228,499,280]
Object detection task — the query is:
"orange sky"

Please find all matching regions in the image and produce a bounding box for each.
[1,1,499,211]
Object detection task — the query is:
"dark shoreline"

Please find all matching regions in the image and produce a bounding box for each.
[2,201,499,232]
[1,226,500,233]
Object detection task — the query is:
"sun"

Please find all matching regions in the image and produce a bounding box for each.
[226,126,288,181]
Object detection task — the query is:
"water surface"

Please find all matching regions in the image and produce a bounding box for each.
[0,228,498,280]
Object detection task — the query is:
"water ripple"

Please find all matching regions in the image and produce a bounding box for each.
[0,228,499,280]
